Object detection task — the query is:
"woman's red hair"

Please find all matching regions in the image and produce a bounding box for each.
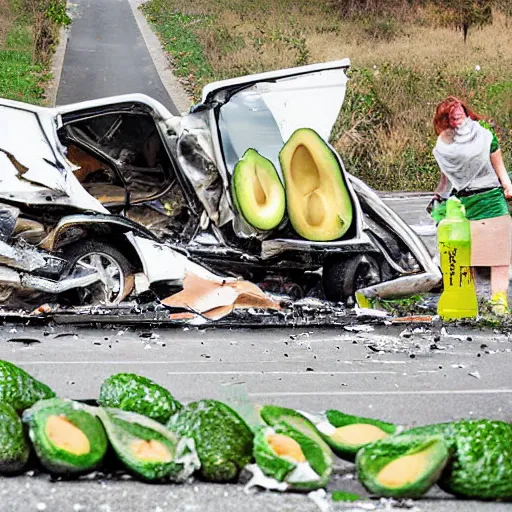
[433,96,482,135]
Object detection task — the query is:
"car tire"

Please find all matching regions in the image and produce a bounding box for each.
[323,254,382,303]
[61,240,134,306]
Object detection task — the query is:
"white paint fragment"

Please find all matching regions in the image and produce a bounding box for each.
[307,489,330,512]
[243,464,288,492]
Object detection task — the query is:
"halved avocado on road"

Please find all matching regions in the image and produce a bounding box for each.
[23,398,107,476]
[279,128,353,241]
[356,435,449,499]
[232,148,285,231]
[98,407,199,482]
[0,402,30,474]
[253,424,331,491]
[260,405,333,460]
[324,410,397,461]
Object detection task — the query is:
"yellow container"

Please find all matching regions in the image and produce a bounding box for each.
[437,197,478,320]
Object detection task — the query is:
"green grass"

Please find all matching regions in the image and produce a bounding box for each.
[141,2,214,100]
[0,23,50,103]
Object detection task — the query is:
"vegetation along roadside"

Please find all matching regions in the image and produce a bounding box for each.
[142,0,512,191]
[0,0,70,104]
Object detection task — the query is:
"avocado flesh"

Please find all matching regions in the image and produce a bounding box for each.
[356,435,449,499]
[0,360,55,412]
[402,420,512,500]
[279,128,353,241]
[376,445,439,488]
[0,402,30,474]
[98,407,198,482]
[167,399,254,483]
[98,373,182,424]
[268,433,306,462]
[323,410,397,460]
[24,398,107,476]
[45,415,91,456]
[232,148,285,231]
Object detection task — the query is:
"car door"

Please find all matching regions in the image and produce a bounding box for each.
[0,98,107,213]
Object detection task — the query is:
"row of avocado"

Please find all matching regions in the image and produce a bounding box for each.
[1,360,512,501]
[231,128,353,242]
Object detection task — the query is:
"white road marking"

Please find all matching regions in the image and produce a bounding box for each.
[249,389,512,397]
[10,360,406,366]
[164,371,398,376]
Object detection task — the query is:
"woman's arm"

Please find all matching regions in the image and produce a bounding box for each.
[434,173,449,197]
[490,149,512,199]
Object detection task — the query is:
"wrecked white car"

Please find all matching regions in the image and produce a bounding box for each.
[0,59,440,314]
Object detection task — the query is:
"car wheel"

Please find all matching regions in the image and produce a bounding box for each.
[62,241,134,306]
[323,254,382,303]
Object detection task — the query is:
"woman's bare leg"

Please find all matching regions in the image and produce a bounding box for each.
[491,265,510,296]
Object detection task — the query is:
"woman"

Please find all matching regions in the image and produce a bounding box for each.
[430,96,512,315]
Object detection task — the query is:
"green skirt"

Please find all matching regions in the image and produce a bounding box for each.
[431,187,509,223]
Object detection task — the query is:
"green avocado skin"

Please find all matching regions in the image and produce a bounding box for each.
[24,399,108,476]
[0,360,55,412]
[98,373,182,424]
[0,402,30,474]
[356,435,449,499]
[167,399,254,482]
[403,420,512,500]
[324,410,397,461]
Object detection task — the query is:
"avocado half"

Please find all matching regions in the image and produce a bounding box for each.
[253,423,332,491]
[323,409,397,461]
[231,148,286,231]
[279,128,353,241]
[98,407,199,482]
[356,434,449,499]
[23,398,108,477]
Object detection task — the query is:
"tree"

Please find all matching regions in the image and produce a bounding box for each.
[435,0,493,42]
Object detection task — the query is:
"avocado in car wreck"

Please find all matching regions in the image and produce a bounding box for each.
[98,373,182,424]
[356,434,450,499]
[166,399,254,483]
[0,360,56,412]
[97,407,199,482]
[322,409,398,461]
[0,402,30,475]
[23,398,108,476]
[231,148,286,231]
[279,127,353,241]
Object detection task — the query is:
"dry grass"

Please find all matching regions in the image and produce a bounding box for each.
[0,0,12,45]
[144,0,512,190]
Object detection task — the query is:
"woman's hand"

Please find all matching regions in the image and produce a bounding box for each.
[504,184,512,200]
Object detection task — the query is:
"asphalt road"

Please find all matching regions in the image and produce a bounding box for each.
[0,324,510,511]
[56,0,179,114]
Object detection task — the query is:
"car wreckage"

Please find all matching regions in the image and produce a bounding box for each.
[0,59,441,320]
